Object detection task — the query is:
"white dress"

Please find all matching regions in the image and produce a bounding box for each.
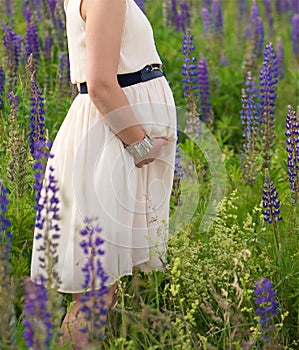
[30,0,177,293]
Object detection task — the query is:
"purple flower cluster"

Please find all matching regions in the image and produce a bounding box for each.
[249,0,264,57]
[240,71,261,185]
[211,0,223,36]
[276,37,285,79]
[182,29,201,135]
[198,55,213,123]
[79,217,109,340]
[29,79,45,157]
[2,24,23,89]
[274,0,289,15]
[254,278,279,342]
[262,170,282,224]
[58,52,71,91]
[237,0,248,22]
[23,277,53,349]
[176,1,191,32]
[262,0,274,37]
[25,20,40,67]
[0,180,13,278]
[285,105,299,202]
[182,30,198,98]
[44,33,53,60]
[201,7,212,34]
[291,13,299,61]
[259,42,279,169]
[33,140,61,285]
[0,66,5,110]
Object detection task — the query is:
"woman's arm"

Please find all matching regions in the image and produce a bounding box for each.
[82,0,145,145]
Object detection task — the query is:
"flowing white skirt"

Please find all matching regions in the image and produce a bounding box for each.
[30,76,177,293]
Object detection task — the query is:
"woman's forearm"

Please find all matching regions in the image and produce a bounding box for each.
[88,79,145,145]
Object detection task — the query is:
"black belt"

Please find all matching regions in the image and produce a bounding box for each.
[80,64,164,94]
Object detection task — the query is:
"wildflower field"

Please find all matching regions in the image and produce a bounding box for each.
[0,0,298,349]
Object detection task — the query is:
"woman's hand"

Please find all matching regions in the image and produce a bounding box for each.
[135,137,169,168]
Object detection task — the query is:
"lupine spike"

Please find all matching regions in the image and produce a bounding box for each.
[0,66,5,110]
[79,217,109,343]
[1,24,22,90]
[211,0,223,36]
[0,179,15,348]
[29,75,46,158]
[240,71,261,185]
[7,91,27,197]
[25,19,40,73]
[276,37,285,79]
[23,278,53,350]
[259,42,279,169]
[285,105,299,203]
[201,7,212,34]
[262,169,282,251]
[291,13,299,61]
[181,29,201,136]
[262,0,274,37]
[198,55,213,124]
[254,278,279,343]
[275,0,289,14]
[33,140,61,286]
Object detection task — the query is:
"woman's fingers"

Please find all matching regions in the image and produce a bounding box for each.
[134,137,169,168]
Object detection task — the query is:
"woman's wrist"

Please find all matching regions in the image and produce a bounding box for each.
[124,134,153,159]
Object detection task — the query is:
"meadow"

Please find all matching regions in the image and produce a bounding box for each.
[0,0,298,349]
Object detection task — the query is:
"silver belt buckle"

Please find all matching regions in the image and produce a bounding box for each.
[148,64,162,72]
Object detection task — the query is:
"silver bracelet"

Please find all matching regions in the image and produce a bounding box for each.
[125,134,153,159]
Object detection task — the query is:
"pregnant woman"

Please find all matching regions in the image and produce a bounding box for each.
[31,0,177,347]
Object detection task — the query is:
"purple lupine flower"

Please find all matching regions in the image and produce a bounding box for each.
[23,7,32,22]
[182,30,201,136]
[33,140,61,286]
[262,170,282,224]
[25,20,40,66]
[44,33,53,60]
[262,0,274,37]
[201,7,212,34]
[23,277,53,349]
[198,55,213,123]
[211,0,223,36]
[254,278,279,343]
[237,0,248,22]
[79,217,109,341]
[276,37,285,79]
[203,0,211,9]
[2,24,22,89]
[180,0,191,31]
[58,52,72,95]
[29,80,45,157]
[5,0,14,17]
[182,30,199,98]
[250,0,261,21]
[291,13,299,61]
[48,0,57,20]
[290,0,298,15]
[249,1,264,57]
[0,67,5,110]
[254,16,265,56]
[170,0,178,27]
[275,0,289,14]
[0,180,12,277]
[240,71,261,185]
[285,105,299,203]
[134,0,145,13]
[259,42,279,169]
